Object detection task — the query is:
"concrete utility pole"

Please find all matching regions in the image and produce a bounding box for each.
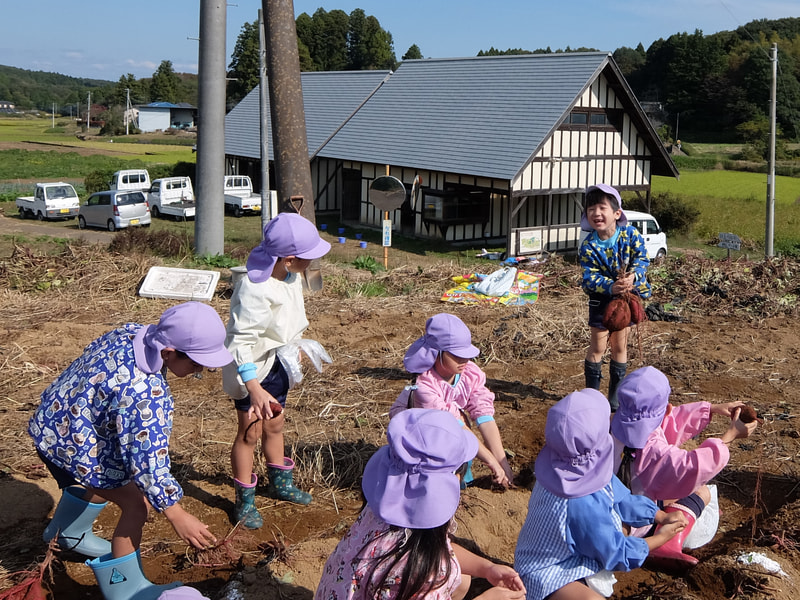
[258,8,271,235]
[195,0,227,257]
[262,0,322,289]
[765,42,777,258]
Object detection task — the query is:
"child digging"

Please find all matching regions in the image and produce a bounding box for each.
[223,213,331,528]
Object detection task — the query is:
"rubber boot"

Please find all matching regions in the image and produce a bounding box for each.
[460,460,475,490]
[584,360,602,391]
[43,486,112,558]
[233,474,263,529]
[608,360,627,412]
[266,457,312,505]
[86,550,181,600]
[647,505,700,570]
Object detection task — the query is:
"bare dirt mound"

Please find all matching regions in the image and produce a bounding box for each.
[1,240,799,600]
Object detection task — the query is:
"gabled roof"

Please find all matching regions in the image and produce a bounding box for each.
[142,102,179,109]
[224,70,391,160]
[316,53,675,180]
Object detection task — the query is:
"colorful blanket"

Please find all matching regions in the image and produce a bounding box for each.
[441,271,541,306]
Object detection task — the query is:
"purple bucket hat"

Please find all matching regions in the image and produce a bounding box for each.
[403,313,480,374]
[362,408,479,529]
[611,366,670,450]
[580,183,628,232]
[246,213,331,283]
[132,302,233,374]
[535,389,614,499]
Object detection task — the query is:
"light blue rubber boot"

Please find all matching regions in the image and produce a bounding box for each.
[43,486,112,558]
[86,550,181,600]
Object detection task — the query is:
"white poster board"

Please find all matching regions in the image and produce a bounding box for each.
[139,266,220,301]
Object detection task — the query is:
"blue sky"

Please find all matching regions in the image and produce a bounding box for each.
[1,1,797,81]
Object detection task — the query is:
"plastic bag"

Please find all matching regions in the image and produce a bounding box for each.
[683,484,719,549]
[584,570,617,597]
[474,267,517,296]
[276,339,332,389]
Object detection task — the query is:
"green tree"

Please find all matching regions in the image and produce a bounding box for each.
[613,44,645,77]
[150,60,181,103]
[402,44,423,61]
[347,9,396,70]
[110,74,146,107]
[228,20,261,104]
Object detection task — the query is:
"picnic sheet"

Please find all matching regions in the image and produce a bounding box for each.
[441,270,541,306]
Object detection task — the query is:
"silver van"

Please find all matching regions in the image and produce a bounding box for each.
[78,190,151,231]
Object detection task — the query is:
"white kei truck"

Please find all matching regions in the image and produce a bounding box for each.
[147,177,196,220]
[16,182,80,221]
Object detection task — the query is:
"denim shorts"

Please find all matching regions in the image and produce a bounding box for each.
[588,294,612,329]
[233,360,290,411]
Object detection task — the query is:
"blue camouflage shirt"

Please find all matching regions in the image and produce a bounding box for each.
[28,323,183,511]
[579,224,651,298]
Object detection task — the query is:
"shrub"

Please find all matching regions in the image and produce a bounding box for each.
[84,169,116,195]
[626,192,700,235]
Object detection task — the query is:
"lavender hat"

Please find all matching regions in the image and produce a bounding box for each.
[362,408,479,529]
[580,183,628,232]
[611,366,670,450]
[246,213,331,283]
[535,389,614,499]
[132,302,233,374]
[403,313,480,374]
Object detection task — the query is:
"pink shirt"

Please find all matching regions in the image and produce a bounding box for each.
[389,361,495,422]
[629,402,730,500]
[315,506,461,600]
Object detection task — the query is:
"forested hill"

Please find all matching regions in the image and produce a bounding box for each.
[0,65,112,110]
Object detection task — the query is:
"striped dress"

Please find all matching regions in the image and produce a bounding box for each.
[514,477,654,600]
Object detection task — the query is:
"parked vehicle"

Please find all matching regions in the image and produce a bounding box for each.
[224,175,262,217]
[110,169,151,193]
[147,177,196,220]
[579,209,668,260]
[16,182,80,221]
[78,190,151,232]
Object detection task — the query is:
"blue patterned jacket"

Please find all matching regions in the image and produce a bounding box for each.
[579,225,651,298]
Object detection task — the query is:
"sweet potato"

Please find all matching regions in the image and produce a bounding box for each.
[603,297,631,332]
[738,405,758,423]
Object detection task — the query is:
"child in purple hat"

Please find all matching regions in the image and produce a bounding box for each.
[388,313,513,488]
[223,213,331,528]
[28,302,232,599]
[611,366,758,567]
[316,409,526,600]
[578,183,651,407]
[515,389,686,600]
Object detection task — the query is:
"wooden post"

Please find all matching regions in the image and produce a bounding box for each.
[384,165,390,269]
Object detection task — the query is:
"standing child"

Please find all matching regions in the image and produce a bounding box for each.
[578,183,650,406]
[389,313,513,488]
[611,366,758,566]
[224,213,331,528]
[515,389,686,600]
[28,302,232,600]
[315,408,526,600]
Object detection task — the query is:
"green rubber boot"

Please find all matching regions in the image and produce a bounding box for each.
[266,457,312,505]
[233,474,263,529]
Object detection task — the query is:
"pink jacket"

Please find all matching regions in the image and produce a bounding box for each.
[631,402,730,500]
[389,361,495,422]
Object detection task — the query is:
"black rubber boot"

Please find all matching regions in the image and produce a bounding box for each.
[608,360,627,411]
[584,360,603,390]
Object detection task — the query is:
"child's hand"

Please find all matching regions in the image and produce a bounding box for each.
[721,408,757,443]
[711,401,745,419]
[484,564,526,592]
[611,272,634,295]
[486,456,512,488]
[656,508,688,528]
[498,457,515,487]
[248,387,281,420]
[164,504,218,550]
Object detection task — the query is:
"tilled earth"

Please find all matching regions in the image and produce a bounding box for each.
[1,234,799,600]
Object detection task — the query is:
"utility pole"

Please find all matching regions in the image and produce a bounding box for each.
[765,43,777,258]
[195,0,227,257]
[258,8,271,234]
[87,92,91,132]
[125,88,130,135]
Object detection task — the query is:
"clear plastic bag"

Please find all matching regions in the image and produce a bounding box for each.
[683,484,719,549]
[276,339,332,389]
[584,570,617,597]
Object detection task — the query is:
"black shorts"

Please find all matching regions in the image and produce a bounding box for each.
[37,451,80,489]
[588,294,612,329]
[234,360,290,411]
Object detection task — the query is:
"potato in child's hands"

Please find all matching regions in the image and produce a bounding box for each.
[269,401,283,416]
[738,405,759,424]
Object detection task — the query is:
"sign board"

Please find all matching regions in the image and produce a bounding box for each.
[382,219,392,247]
[718,232,741,251]
[369,176,406,212]
[139,266,220,301]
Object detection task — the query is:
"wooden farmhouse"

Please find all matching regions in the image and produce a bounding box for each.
[224,52,678,255]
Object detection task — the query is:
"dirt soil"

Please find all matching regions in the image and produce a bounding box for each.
[1,230,799,600]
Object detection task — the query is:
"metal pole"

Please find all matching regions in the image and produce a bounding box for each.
[195,0,227,256]
[765,43,777,258]
[258,8,271,235]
